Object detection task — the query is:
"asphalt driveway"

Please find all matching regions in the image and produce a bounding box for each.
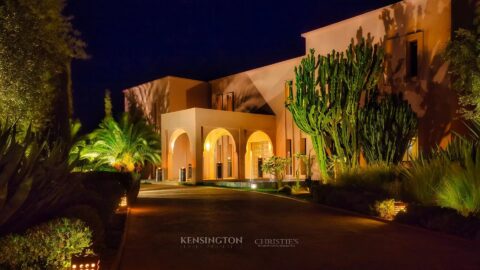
[118,184,480,270]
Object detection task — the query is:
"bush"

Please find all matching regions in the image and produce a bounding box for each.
[396,204,480,239]
[62,205,105,251]
[311,183,387,215]
[335,163,399,197]
[402,157,447,205]
[278,185,292,195]
[437,155,480,217]
[0,218,92,269]
[374,199,396,220]
[0,123,80,235]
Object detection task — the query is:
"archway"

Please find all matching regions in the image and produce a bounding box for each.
[203,128,238,180]
[168,129,192,180]
[245,131,273,180]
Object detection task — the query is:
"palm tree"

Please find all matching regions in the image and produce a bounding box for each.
[74,114,161,172]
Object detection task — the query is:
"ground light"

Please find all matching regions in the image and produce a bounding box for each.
[250,183,257,189]
[116,193,128,213]
[71,254,100,270]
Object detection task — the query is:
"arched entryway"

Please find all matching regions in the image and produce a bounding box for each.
[203,128,238,180]
[245,131,273,180]
[168,129,192,180]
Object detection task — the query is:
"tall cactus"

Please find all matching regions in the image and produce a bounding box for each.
[359,93,418,164]
[287,36,384,179]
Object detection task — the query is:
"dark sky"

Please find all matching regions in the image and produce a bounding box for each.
[67,0,397,132]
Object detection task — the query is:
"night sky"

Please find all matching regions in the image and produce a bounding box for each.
[67,0,398,132]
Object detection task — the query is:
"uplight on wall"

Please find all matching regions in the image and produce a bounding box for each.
[205,142,211,151]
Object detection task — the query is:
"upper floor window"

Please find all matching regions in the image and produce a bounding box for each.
[407,40,418,79]
[225,92,234,111]
[214,92,235,111]
[215,94,223,110]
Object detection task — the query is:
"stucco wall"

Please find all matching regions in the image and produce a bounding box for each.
[162,108,276,182]
[211,0,456,174]
[123,76,210,129]
[302,0,456,151]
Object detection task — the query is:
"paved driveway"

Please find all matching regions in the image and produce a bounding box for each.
[119,185,480,270]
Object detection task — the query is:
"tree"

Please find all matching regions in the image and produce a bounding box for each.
[71,95,161,173]
[286,36,384,180]
[77,115,161,173]
[445,0,480,120]
[0,0,86,137]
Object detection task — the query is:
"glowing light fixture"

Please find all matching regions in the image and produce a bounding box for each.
[71,254,100,270]
[205,142,211,151]
[251,183,257,189]
[394,201,407,216]
[116,193,128,213]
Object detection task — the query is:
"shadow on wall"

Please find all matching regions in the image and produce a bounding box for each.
[211,74,275,115]
[125,80,169,130]
[186,83,211,109]
[379,0,462,152]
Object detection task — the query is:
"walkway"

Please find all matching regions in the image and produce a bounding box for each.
[118,185,480,270]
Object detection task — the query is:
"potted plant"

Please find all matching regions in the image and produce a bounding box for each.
[261,156,291,187]
[294,151,315,188]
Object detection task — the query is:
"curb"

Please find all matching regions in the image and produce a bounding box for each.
[110,208,130,270]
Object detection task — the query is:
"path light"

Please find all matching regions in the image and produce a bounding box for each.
[116,193,128,213]
[394,201,407,216]
[71,254,100,270]
[250,183,257,189]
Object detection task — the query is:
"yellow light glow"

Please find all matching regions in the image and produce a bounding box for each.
[119,195,127,207]
[205,142,211,151]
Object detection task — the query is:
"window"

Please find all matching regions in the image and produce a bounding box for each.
[225,92,234,111]
[215,94,223,110]
[407,40,418,78]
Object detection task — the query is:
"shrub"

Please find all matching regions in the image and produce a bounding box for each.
[402,157,447,205]
[278,185,292,195]
[261,156,290,180]
[437,154,480,217]
[335,163,398,196]
[62,205,105,250]
[0,124,79,234]
[0,218,92,270]
[374,199,396,220]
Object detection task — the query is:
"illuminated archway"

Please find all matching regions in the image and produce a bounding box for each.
[245,131,273,180]
[168,129,192,180]
[203,128,237,180]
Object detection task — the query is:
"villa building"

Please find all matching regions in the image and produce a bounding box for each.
[124,0,472,183]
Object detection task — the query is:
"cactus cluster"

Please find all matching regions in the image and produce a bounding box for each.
[287,37,384,179]
[359,93,418,164]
